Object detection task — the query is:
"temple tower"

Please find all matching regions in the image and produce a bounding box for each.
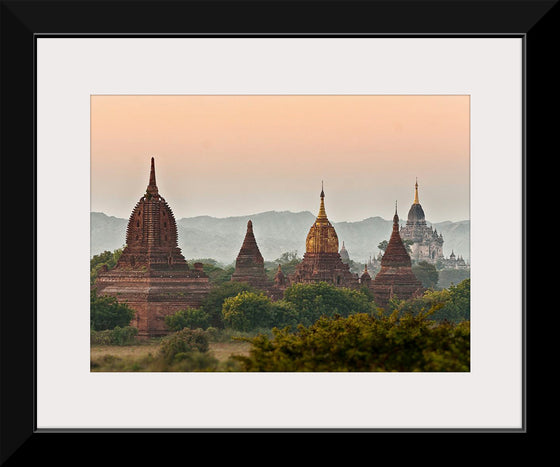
[94,157,211,337]
[231,220,270,288]
[289,184,358,287]
[370,202,424,307]
[399,179,444,263]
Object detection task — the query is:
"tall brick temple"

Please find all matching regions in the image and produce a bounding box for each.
[370,203,424,307]
[94,157,211,337]
[289,185,358,287]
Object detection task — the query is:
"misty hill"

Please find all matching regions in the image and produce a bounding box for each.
[90,211,470,266]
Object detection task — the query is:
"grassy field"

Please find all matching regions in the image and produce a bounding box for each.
[90,339,252,371]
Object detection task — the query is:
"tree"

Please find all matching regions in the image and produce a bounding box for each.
[387,278,470,324]
[412,261,439,288]
[282,282,374,326]
[90,289,135,331]
[377,240,388,252]
[200,281,255,328]
[222,291,273,332]
[90,248,123,284]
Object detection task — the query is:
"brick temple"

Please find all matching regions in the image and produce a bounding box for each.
[289,185,358,287]
[231,220,285,299]
[370,203,424,307]
[94,157,211,337]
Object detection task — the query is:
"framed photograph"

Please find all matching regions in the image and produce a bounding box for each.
[1,0,550,459]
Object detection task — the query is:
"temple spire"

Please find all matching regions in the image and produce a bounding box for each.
[413,178,419,205]
[393,201,399,230]
[316,181,328,223]
[147,157,159,196]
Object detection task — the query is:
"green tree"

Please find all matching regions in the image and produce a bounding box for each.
[412,261,439,289]
[90,289,135,331]
[222,291,273,332]
[282,282,374,326]
[201,281,255,328]
[235,310,470,372]
[387,278,470,324]
[90,248,123,284]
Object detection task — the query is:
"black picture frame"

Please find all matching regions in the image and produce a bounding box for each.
[1,0,552,462]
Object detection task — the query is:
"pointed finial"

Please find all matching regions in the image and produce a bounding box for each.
[393,201,399,228]
[146,156,159,196]
[316,182,328,222]
[247,219,253,231]
[413,178,419,204]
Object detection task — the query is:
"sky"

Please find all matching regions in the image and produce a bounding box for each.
[91,95,470,223]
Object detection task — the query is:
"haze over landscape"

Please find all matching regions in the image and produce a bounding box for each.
[91,210,470,265]
[91,95,470,224]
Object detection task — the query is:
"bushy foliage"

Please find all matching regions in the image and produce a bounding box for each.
[235,310,470,372]
[282,282,374,326]
[164,307,210,331]
[90,289,135,331]
[222,291,273,332]
[159,328,210,362]
[90,248,123,285]
[386,278,470,323]
[200,281,255,328]
[91,326,138,346]
[221,283,376,333]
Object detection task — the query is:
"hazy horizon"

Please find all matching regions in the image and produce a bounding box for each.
[91,95,470,223]
[91,207,470,225]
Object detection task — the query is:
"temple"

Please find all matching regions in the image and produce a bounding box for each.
[399,179,444,263]
[231,220,285,299]
[231,220,270,288]
[94,157,211,337]
[370,202,424,307]
[289,184,358,287]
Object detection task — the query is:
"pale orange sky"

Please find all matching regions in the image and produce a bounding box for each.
[91,95,469,222]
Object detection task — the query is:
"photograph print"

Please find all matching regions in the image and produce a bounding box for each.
[90,94,470,372]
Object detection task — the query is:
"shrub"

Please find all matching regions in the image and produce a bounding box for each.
[164,307,210,331]
[90,289,135,331]
[91,326,138,346]
[111,325,139,345]
[160,328,209,362]
[235,309,470,372]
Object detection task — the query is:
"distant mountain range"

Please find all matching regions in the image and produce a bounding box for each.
[91,211,470,266]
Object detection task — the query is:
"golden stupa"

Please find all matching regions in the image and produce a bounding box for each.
[305,182,339,254]
[289,183,358,288]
